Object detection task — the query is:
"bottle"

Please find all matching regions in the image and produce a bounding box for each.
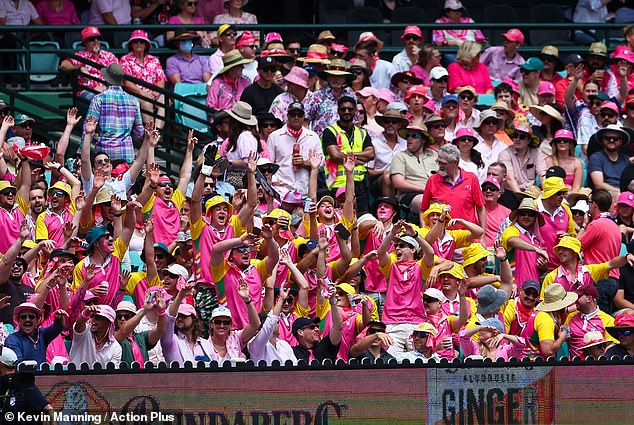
[293,141,300,171]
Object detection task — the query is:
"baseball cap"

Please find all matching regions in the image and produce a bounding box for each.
[545,166,566,179]
[481,177,500,190]
[292,317,320,337]
[576,284,599,299]
[429,66,448,80]
[0,346,18,368]
[257,56,276,68]
[501,28,524,44]
[522,279,541,293]
[441,94,459,105]
[211,306,231,319]
[563,53,584,65]
[287,101,304,113]
[537,81,555,96]
[521,57,544,72]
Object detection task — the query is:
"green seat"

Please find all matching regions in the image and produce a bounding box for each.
[26,41,60,83]
[72,40,110,50]
[477,93,495,107]
[173,83,210,134]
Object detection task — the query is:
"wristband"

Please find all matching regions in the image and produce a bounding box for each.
[244,298,252,305]
[113,213,122,217]
[57,165,63,172]
[81,309,91,319]
[201,164,213,177]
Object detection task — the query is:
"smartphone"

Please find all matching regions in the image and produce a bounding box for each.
[146,291,156,304]
[303,198,314,213]
[334,223,351,240]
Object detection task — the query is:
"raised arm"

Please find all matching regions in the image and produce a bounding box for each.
[135,162,160,208]
[46,160,81,198]
[564,65,583,114]
[16,154,31,203]
[425,204,451,246]
[327,290,343,346]
[450,279,470,332]
[307,149,320,204]
[210,234,257,267]
[334,230,352,277]
[261,224,279,274]
[56,108,82,164]
[0,221,30,281]
[238,278,261,343]
[119,200,141,247]
[342,153,356,222]
[81,115,97,182]
[144,218,158,283]
[178,130,196,195]
[378,222,401,268]
[236,152,258,228]
[127,122,155,183]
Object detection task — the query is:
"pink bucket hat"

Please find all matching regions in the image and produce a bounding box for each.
[452,127,479,145]
[81,26,101,42]
[283,66,309,89]
[264,32,283,45]
[378,88,395,104]
[127,29,151,51]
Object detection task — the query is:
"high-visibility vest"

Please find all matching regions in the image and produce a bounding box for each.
[322,123,368,189]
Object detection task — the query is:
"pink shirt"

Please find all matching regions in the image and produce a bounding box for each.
[206,75,251,110]
[69,49,118,95]
[566,309,609,359]
[537,201,574,269]
[426,312,456,360]
[447,62,494,94]
[119,53,167,92]
[36,208,74,248]
[459,329,525,360]
[362,231,391,293]
[36,0,80,24]
[381,257,428,325]
[579,216,621,279]
[191,217,238,286]
[409,64,431,87]
[484,203,510,248]
[0,200,27,254]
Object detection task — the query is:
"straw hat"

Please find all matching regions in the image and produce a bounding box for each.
[317,30,336,43]
[536,283,578,312]
[529,104,564,124]
[580,331,607,350]
[317,59,352,80]
[226,101,257,126]
[297,44,330,64]
[217,49,253,75]
[566,188,592,208]
[375,109,409,128]
[349,59,371,78]
[490,101,516,120]
[354,32,384,52]
[413,322,438,337]
[509,198,545,226]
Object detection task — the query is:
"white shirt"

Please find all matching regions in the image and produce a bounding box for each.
[396,350,441,363]
[242,60,258,83]
[82,170,133,201]
[392,49,412,73]
[370,59,396,90]
[69,323,122,367]
[475,135,507,172]
[247,313,297,365]
[368,133,407,172]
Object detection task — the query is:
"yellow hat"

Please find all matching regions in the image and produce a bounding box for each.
[462,243,490,268]
[0,181,16,192]
[541,177,570,199]
[413,322,438,337]
[336,283,356,295]
[553,235,582,259]
[438,263,467,279]
[264,208,292,221]
[48,181,72,198]
[21,239,37,249]
[205,195,233,216]
[421,203,451,226]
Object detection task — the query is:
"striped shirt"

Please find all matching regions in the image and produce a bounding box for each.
[87,86,144,163]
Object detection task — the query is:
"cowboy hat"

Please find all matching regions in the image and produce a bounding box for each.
[509,198,545,226]
[536,283,578,312]
[375,109,408,128]
[226,101,257,126]
[217,49,253,75]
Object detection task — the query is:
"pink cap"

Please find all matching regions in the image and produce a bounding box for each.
[600,101,619,114]
[81,26,101,41]
[264,32,283,45]
[454,127,477,140]
[236,30,256,48]
[401,26,423,41]
[613,47,634,64]
[481,177,501,189]
[335,187,346,198]
[617,191,634,207]
[178,303,198,317]
[501,28,524,45]
[282,190,304,206]
[553,129,575,141]
[501,78,519,94]
[537,81,555,96]
[330,43,348,54]
[378,88,395,104]
[423,100,435,112]
[357,87,380,99]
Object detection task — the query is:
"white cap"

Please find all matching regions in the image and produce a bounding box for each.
[0,346,18,368]
[430,66,449,80]
[163,263,190,280]
[6,136,25,149]
[423,288,445,301]
[571,200,589,214]
[211,306,232,319]
[386,101,408,112]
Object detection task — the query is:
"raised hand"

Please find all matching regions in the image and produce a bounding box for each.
[237,277,250,301]
[66,107,82,127]
[279,247,292,266]
[493,240,506,261]
[93,168,106,190]
[343,152,356,173]
[62,222,77,241]
[187,129,197,152]
[147,162,161,187]
[111,194,122,215]
[144,217,154,234]
[85,263,97,282]
[309,149,321,169]
[0,295,10,310]
[240,233,258,247]
[84,115,97,134]
[1,115,14,132]
[75,193,86,211]
[19,220,30,240]
[260,223,273,240]
[45,161,61,171]
[457,278,468,297]
[363,249,378,261]
[119,269,131,293]
[372,220,385,239]
[246,151,257,174]
[54,309,69,323]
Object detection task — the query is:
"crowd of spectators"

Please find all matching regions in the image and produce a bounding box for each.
[1,0,634,369]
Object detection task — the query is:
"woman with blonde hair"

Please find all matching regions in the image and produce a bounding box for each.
[545,129,583,191]
[447,41,493,94]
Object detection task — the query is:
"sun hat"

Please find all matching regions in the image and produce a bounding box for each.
[375,109,409,128]
[116,301,138,314]
[226,101,257,126]
[317,30,336,43]
[501,28,524,45]
[179,303,198,318]
[439,263,467,280]
[126,29,151,51]
[421,203,451,226]
[571,200,589,214]
[13,302,42,330]
[478,317,505,334]
[48,181,72,198]
[540,45,564,71]
[452,127,478,146]
[580,330,607,350]
[354,32,384,52]
[297,44,330,64]
[394,235,420,253]
[283,66,309,89]
[330,43,348,55]
[596,124,630,145]
[587,41,608,58]
[474,110,500,130]
[264,32,283,46]
[536,283,578,312]
[398,124,432,142]
[205,194,234,216]
[292,316,320,337]
[566,188,592,207]
[509,198,545,226]
[529,104,564,124]
[505,119,541,147]
[455,85,477,98]
[391,70,423,87]
[349,58,371,77]
[164,263,190,280]
[490,101,516,120]
[606,313,634,339]
[553,235,582,260]
[94,187,118,206]
[281,191,303,206]
[423,287,445,301]
[49,248,79,265]
[81,26,102,42]
[95,304,116,323]
[462,243,490,268]
[444,0,466,13]
[401,26,423,41]
[336,283,356,295]
[413,321,438,337]
[387,101,408,113]
[217,49,252,75]
[316,195,335,208]
[235,30,255,48]
[378,88,396,104]
[101,63,125,86]
[537,81,556,96]
[404,85,428,104]
[85,224,112,251]
[541,177,570,199]
[317,59,352,81]
[613,46,634,64]
[476,284,508,315]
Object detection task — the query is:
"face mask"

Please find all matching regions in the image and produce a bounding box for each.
[179,41,193,53]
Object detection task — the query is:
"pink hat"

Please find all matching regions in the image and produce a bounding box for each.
[127,29,151,51]
[537,81,555,96]
[81,26,101,41]
[452,127,478,145]
[600,101,619,114]
[378,88,395,104]
[178,303,198,317]
[158,175,172,184]
[404,85,428,104]
[283,66,309,89]
[94,304,117,342]
[145,285,172,301]
[236,30,256,48]
[401,26,423,41]
[357,87,380,99]
[613,47,634,64]
[282,190,304,206]
[501,77,519,94]
[501,28,524,45]
[423,100,435,112]
[13,302,43,332]
[617,191,634,207]
[553,129,575,142]
[84,291,98,302]
[335,187,346,199]
[481,177,501,189]
[330,43,348,54]
[264,32,283,45]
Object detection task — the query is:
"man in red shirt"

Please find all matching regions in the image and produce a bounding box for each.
[421,143,485,228]
[578,188,622,314]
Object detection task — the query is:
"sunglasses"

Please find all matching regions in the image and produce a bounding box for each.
[367,327,384,335]
[85,37,101,42]
[482,120,498,126]
[600,112,617,118]
[511,133,530,140]
[404,35,420,41]
[288,110,304,118]
[404,132,424,139]
[520,69,536,74]
[422,297,439,303]
[555,139,571,144]
[428,123,446,129]
[236,246,253,253]
[213,319,231,326]
[158,182,174,188]
[0,189,17,196]
[50,190,66,198]
[186,1,198,5]
[459,94,474,101]
[95,157,111,165]
[116,313,134,320]
[288,47,300,53]
[339,106,355,112]
[617,330,632,337]
[204,182,215,188]
[260,166,276,174]
[384,119,402,125]
[400,78,414,85]
[518,210,537,217]
[19,313,37,320]
[282,296,294,304]
[351,69,364,76]
[222,31,237,37]
[394,242,413,249]
[19,122,33,128]
[261,67,276,73]
[589,100,602,107]
[176,313,193,320]
[413,331,429,338]
[301,324,320,331]
[260,122,278,129]
[433,77,449,83]
[481,186,499,192]
[456,137,474,144]
[603,135,622,142]
[627,104,634,110]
